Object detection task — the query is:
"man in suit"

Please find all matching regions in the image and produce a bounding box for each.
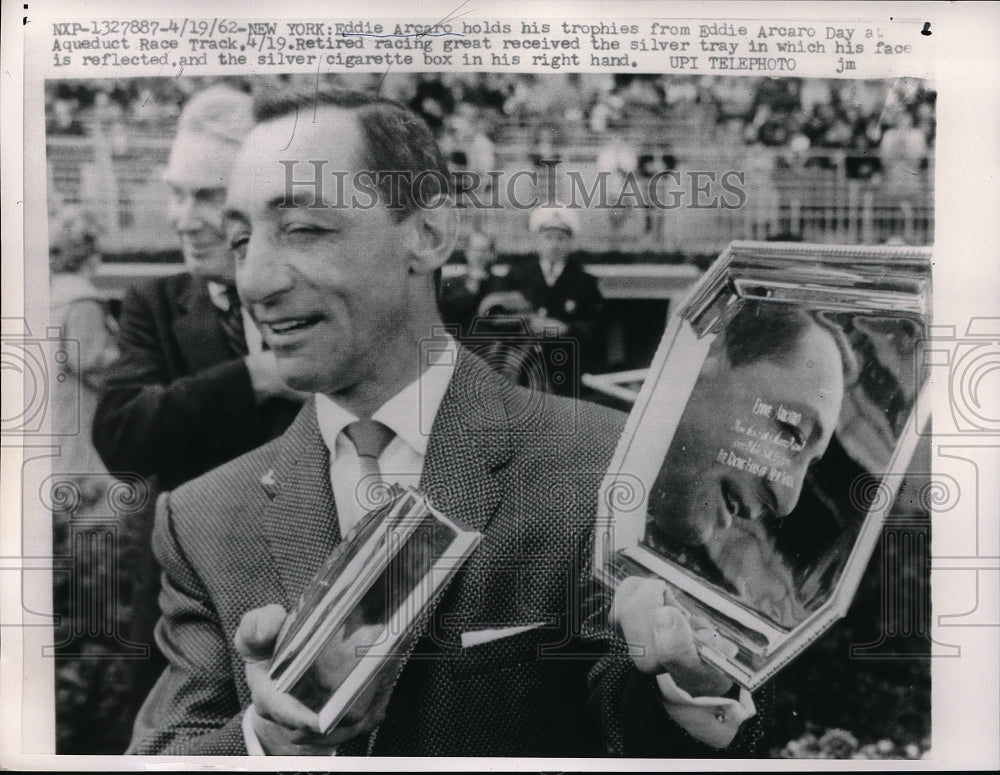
[91,85,305,716]
[127,88,767,757]
[438,230,499,339]
[93,85,304,491]
[482,206,607,396]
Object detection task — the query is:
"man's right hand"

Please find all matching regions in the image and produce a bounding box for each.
[244,351,310,405]
[234,604,395,756]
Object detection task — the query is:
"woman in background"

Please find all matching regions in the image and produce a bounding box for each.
[49,205,119,480]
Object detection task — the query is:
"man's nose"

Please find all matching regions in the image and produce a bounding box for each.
[715,505,733,533]
[774,462,810,518]
[237,235,293,303]
[170,195,208,233]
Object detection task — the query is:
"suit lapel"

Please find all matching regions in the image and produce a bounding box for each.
[257,353,515,608]
[255,352,518,754]
[419,349,515,535]
[171,275,233,373]
[366,350,516,754]
[259,399,341,606]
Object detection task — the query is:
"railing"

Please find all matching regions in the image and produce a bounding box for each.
[47,127,933,256]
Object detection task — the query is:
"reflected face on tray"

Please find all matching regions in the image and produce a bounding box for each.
[648,304,846,547]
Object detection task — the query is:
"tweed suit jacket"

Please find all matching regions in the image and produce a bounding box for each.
[128,350,770,757]
[93,272,301,491]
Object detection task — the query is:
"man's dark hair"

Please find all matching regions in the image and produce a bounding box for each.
[724,300,814,368]
[723,299,854,379]
[253,86,451,223]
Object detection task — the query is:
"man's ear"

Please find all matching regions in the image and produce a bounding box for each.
[406,196,459,276]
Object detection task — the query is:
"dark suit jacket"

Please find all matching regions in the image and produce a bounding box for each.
[127,350,769,757]
[93,272,301,491]
[438,274,487,339]
[490,255,607,376]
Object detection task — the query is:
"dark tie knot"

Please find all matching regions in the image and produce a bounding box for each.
[344,419,395,460]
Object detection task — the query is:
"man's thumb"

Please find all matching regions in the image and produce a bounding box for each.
[234,603,287,661]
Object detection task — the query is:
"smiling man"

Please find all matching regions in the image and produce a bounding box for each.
[126,87,770,758]
[643,302,848,627]
[647,302,846,550]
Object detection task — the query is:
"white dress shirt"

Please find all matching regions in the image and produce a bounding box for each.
[539,257,565,287]
[313,337,457,537]
[242,336,754,752]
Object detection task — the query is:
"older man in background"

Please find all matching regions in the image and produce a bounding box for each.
[93,84,304,489]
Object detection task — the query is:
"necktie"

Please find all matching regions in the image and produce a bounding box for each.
[541,259,563,287]
[219,286,248,356]
[343,419,395,484]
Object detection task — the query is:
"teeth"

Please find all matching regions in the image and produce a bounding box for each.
[268,319,313,333]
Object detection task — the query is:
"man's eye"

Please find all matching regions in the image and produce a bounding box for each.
[195,188,227,205]
[228,233,249,258]
[781,423,806,448]
[282,224,336,241]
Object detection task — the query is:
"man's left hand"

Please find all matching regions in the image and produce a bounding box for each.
[612,577,737,698]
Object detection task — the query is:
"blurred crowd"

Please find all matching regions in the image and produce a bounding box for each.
[47,73,935,175]
[46,74,935,260]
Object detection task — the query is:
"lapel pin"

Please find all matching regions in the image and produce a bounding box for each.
[260,468,278,499]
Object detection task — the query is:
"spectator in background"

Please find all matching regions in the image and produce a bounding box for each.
[596,130,639,180]
[742,140,780,240]
[596,131,639,233]
[92,83,306,717]
[438,230,502,339]
[879,111,929,195]
[407,74,456,132]
[441,107,496,228]
[914,101,936,147]
[49,205,120,482]
[48,204,124,755]
[663,75,698,106]
[481,206,606,396]
[620,74,664,115]
[637,144,677,242]
[459,72,510,117]
[93,84,305,491]
[876,110,930,240]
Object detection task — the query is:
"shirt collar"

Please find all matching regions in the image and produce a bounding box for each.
[207,280,232,311]
[540,258,566,286]
[315,336,458,460]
